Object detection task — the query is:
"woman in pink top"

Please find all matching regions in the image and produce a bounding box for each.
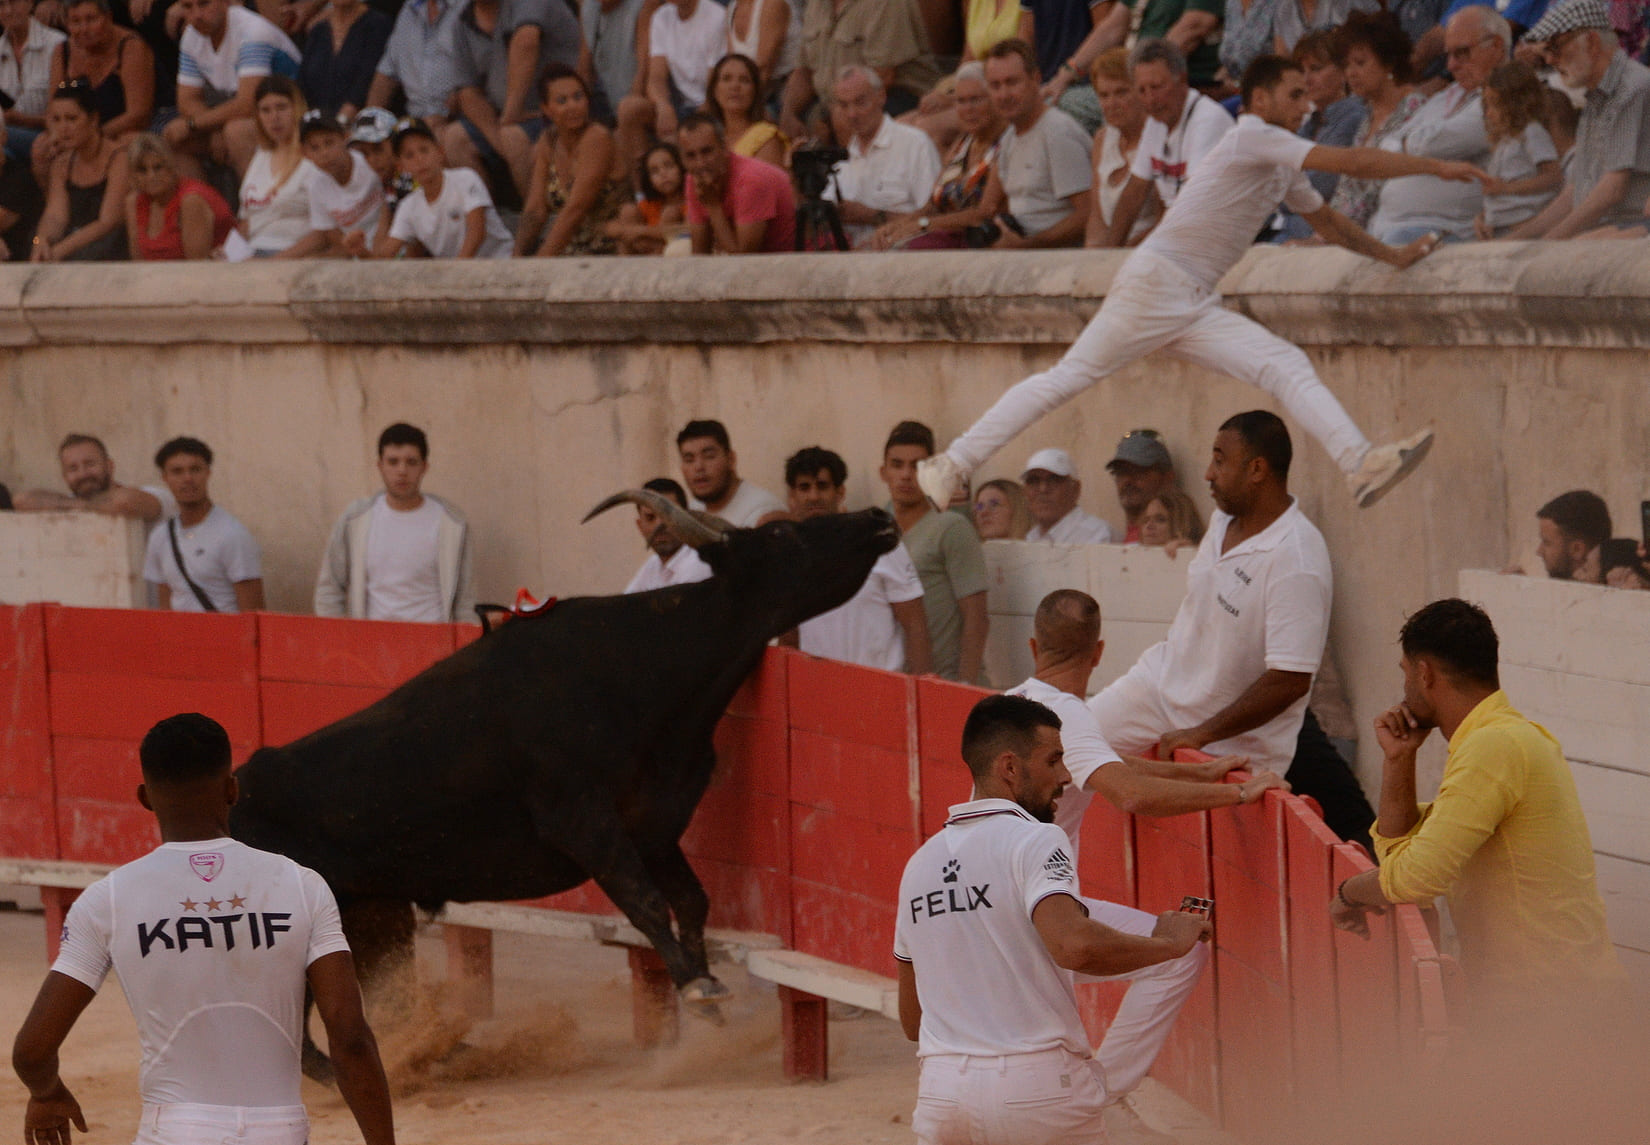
[124,133,235,260]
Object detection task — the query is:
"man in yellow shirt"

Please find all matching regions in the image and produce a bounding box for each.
[1330,598,1623,1022]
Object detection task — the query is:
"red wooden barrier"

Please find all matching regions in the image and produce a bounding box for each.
[0,605,57,860]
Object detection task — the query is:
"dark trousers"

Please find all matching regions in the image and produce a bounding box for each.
[1286,709,1376,855]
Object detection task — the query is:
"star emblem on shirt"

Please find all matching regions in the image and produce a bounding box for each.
[179,898,198,911]
[228,894,246,908]
[204,898,222,912]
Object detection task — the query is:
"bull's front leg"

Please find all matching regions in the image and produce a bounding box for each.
[641,842,728,1007]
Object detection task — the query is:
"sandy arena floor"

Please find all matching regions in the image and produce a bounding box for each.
[0,909,1225,1145]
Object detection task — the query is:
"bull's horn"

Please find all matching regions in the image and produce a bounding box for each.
[581,489,728,547]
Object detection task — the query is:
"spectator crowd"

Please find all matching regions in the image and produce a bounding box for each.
[0,0,1647,259]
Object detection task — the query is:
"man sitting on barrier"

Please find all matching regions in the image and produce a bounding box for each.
[895,694,1212,1145]
[13,432,177,526]
[1007,588,1284,1144]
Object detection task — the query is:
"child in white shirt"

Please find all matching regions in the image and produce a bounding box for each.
[378,119,512,259]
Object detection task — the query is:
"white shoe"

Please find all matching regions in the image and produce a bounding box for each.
[916,453,964,509]
[1347,427,1433,508]
[1103,1095,1178,1145]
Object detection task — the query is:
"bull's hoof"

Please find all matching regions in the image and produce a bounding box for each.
[680,976,732,1006]
[301,1043,335,1086]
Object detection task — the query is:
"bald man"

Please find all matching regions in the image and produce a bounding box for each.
[1005,589,1285,1144]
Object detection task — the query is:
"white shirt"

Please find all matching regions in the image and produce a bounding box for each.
[388,167,513,258]
[1132,89,1233,211]
[625,543,714,593]
[1007,677,1123,864]
[1138,113,1321,292]
[1103,500,1331,773]
[178,5,301,100]
[308,150,385,237]
[143,506,262,613]
[1367,84,1488,239]
[726,0,800,81]
[364,496,444,621]
[240,151,316,253]
[997,107,1093,236]
[688,479,786,527]
[1025,506,1115,545]
[799,542,923,672]
[649,0,727,106]
[894,799,1091,1058]
[827,114,943,245]
[51,838,350,1107]
[0,19,66,120]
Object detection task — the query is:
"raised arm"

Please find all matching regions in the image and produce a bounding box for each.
[1303,143,1487,184]
[1302,201,1438,268]
[1033,893,1210,976]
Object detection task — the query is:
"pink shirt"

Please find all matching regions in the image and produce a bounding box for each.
[685,152,796,252]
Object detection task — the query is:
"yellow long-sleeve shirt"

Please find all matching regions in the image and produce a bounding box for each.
[1372,691,1624,1011]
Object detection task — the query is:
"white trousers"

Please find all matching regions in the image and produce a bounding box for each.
[946,252,1372,477]
[914,1046,1109,1145]
[1080,897,1210,1097]
[134,1103,308,1145]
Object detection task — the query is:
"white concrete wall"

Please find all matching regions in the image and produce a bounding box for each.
[1459,570,1650,990]
[0,512,145,607]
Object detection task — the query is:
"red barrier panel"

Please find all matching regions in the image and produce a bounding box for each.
[257,613,456,688]
[0,605,58,859]
[1330,843,1400,1081]
[1284,795,1342,1104]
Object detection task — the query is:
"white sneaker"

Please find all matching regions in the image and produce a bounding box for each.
[916,453,965,509]
[1103,1096,1179,1145]
[1347,427,1433,508]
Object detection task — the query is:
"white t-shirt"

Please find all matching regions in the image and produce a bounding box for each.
[388,167,513,259]
[1107,500,1331,772]
[1025,507,1115,545]
[1138,113,1321,292]
[178,5,301,100]
[799,542,923,672]
[240,150,316,253]
[51,838,350,1108]
[308,150,385,237]
[894,798,1091,1058]
[1132,89,1233,211]
[997,107,1094,237]
[364,496,444,621]
[625,543,715,593]
[1007,677,1123,864]
[688,479,786,527]
[649,0,727,107]
[143,506,262,613]
[1482,122,1559,230]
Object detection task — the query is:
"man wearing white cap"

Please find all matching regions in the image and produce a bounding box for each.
[1022,449,1115,544]
[1510,0,1650,238]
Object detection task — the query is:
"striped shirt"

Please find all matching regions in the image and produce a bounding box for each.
[178,5,300,101]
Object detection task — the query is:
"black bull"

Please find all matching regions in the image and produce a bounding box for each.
[228,493,899,1061]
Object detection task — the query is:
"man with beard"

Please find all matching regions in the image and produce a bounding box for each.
[1106,430,1178,543]
[675,419,787,527]
[1530,489,1612,582]
[894,694,1211,1145]
[623,477,714,593]
[14,433,177,524]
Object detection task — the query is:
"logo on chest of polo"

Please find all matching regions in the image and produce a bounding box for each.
[1216,565,1253,618]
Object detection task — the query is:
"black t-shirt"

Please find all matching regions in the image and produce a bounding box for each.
[1022,0,1099,84]
[0,156,43,265]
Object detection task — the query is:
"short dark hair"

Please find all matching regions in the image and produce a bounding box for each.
[677,419,731,451]
[1536,490,1611,550]
[883,420,935,458]
[1292,28,1345,68]
[676,112,724,141]
[642,476,688,507]
[378,422,428,459]
[140,713,232,786]
[984,38,1039,77]
[391,117,438,155]
[1338,9,1414,86]
[1399,599,1499,690]
[785,446,847,488]
[58,433,108,457]
[960,695,1061,781]
[49,78,101,119]
[538,61,590,105]
[1242,54,1303,106]
[1218,410,1291,479]
[154,436,212,469]
[1033,589,1100,660]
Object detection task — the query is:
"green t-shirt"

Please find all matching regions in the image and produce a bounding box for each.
[1124,0,1224,88]
[896,506,989,683]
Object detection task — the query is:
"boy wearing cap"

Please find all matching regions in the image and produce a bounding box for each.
[1022,449,1115,544]
[1106,430,1178,543]
[377,118,512,259]
[283,111,386,259]
[349,108,414,254]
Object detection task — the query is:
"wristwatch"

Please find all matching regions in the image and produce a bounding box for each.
[918,216,931,232]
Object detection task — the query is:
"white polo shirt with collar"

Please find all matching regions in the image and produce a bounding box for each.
[827,113,942,243]
[1025,506,1115,545]
[1132,88,1234,211]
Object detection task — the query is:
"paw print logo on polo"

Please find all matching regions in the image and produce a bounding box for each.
[942,859,960,884]
[189,851,225,882]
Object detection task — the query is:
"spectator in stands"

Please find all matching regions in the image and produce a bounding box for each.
[581,0,648,127]
[1106,429,1177,542]
[1273,0,1381,55]
[1137,487,1204,553]
[624,476,715,592]
[1025,0,1112,134]
[13,432,177,522]
[607,141,688,254]
[1527,488,1612,581]
[438,0,583,204]
[347,107,411,253]
[298,0,391,119]
[880,420,989,683]
[517,65,630,256]
[315,422,474,622]
[1086,47,1158,247]
[1117,0,1227,92]
[1366,5,1503,244]
[143,436,264,614]
[164,0,302,181]
[972,477,1031,540]
[1270,27,1364,239]
[366,0,463,130]
[782,445,932,674]
[1331,598,1625,1018]
[0,0,65,160]
[380,118,514,258]
[1022,448,1115,544]
[725,0,799,95]
[1473,61,1561,237]
[1328,10,1425,229]
[778,0,939,142]
[125,131,237,260]
[680,112,796,252]
[1103,38,1233,246]
[1219,0,1282,94]
[704,53,787,167]
[239,75,316,256]
[975,39,1091,248]
[1509,0,1650,238]
[619,0,726,154]
[0,145,43,259]
[676,418,788,526]
[824,65,942,247]
[30,79,128,260]
[283,110,383,258]
[869,62,1002,250]
[45,0,156,150]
